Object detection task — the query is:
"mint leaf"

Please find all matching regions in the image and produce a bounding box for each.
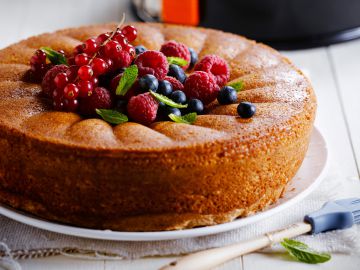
[281,238,331,264]
[116,65,138,96]
[40,47,68,65]
[227,81,243,92]
[167,57,188,67]
[149,90,188,108]
[169,112,197,124]
[96,109,128,125]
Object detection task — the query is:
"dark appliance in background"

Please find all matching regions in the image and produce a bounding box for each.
[132,0,360,50]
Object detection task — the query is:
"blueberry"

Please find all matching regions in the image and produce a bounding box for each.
[135,45,147,55]
[158,105,181,121]
[188,48,198,68]
[166,107,181,117]
[158,80,173,96]
[139,74,158,92]
[187,99,204,114]
[170,90,187,104]
[217,86,238,105]
[168,64,186,83]
[237,102,256,118]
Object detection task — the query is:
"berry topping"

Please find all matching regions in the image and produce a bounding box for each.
[121,25,138,42]
[217,86,238,105]
[127,92,158,125]
[237,102,256,119]
[134,50,169,80]
[29,49,52,82]
[139,74,159,92]
[41,64,68,97]
[188,48,198,68]
[78,87,113,116]
[135,45,147,55]
[164,76,184,91]
[83,38,98,55]
[157,80,173,96]
[63,83,79,99]
[64,98,79,112]
[187,99,204,114]
[184,71,220,105]
[194,55,230,87]
[77,80,93,97]
[104,40,122,58]
[54,72,69,89]
[75,53,89,66]
[170,90,187,104]
[110,73,139,100]
[77,65,93,81]
[167,64,186,83]
[91,58,108,75]
[160,40,191,70]
[113,50,132,69]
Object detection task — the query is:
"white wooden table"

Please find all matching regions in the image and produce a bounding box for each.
[1,0,360,269]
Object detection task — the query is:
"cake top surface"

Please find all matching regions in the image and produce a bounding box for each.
[0,22,315,152]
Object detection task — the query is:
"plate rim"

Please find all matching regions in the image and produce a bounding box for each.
[0,126,328,241]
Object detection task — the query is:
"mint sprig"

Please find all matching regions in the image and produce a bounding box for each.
[167,57,188,67]
[116,65,138,96]
[40,47,68,66]
[280,238,331,264]
[169,112,197,124]
[149,90,188,109]
[96,109,128,125]
[227,81,244,92]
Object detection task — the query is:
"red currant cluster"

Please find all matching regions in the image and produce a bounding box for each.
[30,49,64,82]
[34,25,138,112]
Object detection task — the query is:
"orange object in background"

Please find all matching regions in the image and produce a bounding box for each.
[162,0,199,25]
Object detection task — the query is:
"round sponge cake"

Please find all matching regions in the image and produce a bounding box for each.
[0,23,316,231]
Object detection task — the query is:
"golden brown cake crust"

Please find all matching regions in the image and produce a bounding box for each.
[0,23,316,231]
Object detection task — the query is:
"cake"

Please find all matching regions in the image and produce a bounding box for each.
[0,22,316,231]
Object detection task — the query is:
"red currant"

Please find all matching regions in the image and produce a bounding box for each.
[83,38,98,55]
[64,98,79,112]
[53,99,65,110]
[73,44,84,55]
[90,76,99,87]
[75,53,89,66]
[96,33,110,45]
[121,25,137,42]
[104,58,115,72]
[35,49,46,62]
[77,80,93,97]
[78,65,93,81]
[91,58,108,75]
[123,44,136,58]
[66,65,79,81]
[52,88,64,99]
[54,72,69,89]
[104,40,122,58]
[114,33,128,47]
[63,83,79,99]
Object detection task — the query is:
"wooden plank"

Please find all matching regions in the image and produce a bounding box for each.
[329,40,360,175]
[105,256,243,270]
[243,253,360,270]
[20,255,104,270]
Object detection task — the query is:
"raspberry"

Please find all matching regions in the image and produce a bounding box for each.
[41,65,68,98]
[134,50,168,80]
[113,50,132,69]
[183,71,220,105]
[78,87,113,116]
[127,92,158,125]
[194,55,230,87]
[164,76,184,91]
[160,40,191,70]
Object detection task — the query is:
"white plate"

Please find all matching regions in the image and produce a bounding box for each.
[0,127,328,241]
